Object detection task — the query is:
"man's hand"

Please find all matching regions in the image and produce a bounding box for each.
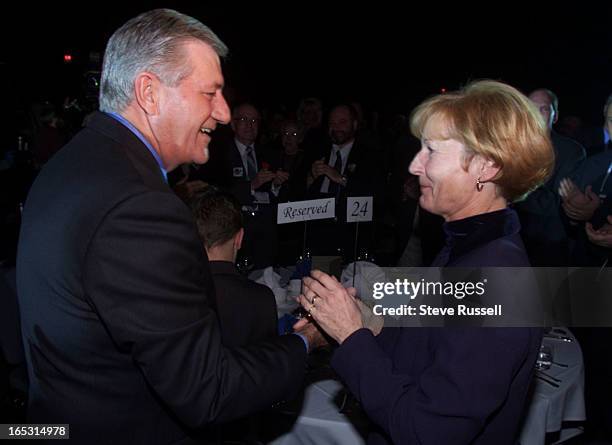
[293,318,328,352]
[311,158,344,184]
[325,165,344,184]
[559,178,601,221]
[586,215,612,248]
[273,170,290,186]
[297,270,364,344]
[251,169,276,190]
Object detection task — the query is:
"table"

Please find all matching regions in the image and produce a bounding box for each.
[268,328,584,445]
[268,379,366,445]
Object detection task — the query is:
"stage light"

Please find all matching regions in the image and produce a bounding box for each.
[64,54,73,63]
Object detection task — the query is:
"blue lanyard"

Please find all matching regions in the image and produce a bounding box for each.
[106,112,168,182]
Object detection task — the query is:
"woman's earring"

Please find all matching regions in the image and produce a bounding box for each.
[476,177,484,192]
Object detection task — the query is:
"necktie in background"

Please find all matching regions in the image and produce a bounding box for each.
[328,150,343,195]
[245,145,257,180]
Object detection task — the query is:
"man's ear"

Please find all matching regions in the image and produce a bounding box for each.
[552,107,559,125]
[133,72,160,115]
[234,227,244,252]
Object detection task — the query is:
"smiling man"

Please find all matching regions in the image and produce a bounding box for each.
[16,9,319,444]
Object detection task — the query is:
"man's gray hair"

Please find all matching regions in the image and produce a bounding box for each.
[99,9,228,113]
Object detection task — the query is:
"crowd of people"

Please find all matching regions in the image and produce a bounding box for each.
[1,7,611,445]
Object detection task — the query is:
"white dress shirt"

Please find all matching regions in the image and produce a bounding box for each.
[320,141,354,194]
[234,139,279,202]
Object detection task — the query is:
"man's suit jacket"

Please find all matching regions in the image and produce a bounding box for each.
[304,138,385,258]
[570,149,612,265]
[307,138,385,212]
[199,138,279,268]
[515,131,585,265]
[17,112,306,444]
[332,209,541,444]
[209,261,277,348]
[199,139,272,206]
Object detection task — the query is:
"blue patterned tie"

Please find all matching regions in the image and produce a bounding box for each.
[245,146,257,180]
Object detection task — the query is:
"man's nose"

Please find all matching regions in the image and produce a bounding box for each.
[213,93,231,124]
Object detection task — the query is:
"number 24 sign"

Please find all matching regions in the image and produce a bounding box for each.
[346,197,373,222]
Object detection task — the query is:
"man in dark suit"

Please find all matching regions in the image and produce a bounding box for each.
[306,104,385,260]
[515,88,586,266]
[17,9,320,444]
[190,186,277,348]
[201,103,288,268]
[588,93,612,156]
[190,187,278,443]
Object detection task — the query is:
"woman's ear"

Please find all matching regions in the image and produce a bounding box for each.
[484,159,501,182]
[475,156,501,183]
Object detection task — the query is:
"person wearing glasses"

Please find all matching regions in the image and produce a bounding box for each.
[201,102,290,268]
[263,119,310,263]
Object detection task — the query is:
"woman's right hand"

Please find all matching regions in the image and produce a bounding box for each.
[298,270,364,344]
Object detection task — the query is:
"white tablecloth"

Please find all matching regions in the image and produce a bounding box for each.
[269,328,584,445]
[269,379,365,445]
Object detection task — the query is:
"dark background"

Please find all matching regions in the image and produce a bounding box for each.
[1,2,611,126]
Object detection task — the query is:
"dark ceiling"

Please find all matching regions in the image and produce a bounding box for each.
[2,3,611,122]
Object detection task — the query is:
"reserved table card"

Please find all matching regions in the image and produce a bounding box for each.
[277,198,335,224]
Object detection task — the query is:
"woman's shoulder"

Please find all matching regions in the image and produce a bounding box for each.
[452,233,530,267]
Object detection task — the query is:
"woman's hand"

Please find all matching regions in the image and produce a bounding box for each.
[297,270,364,344]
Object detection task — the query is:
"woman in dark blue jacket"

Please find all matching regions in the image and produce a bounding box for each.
[296,80,555,444]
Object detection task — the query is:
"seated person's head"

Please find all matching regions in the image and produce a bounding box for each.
[328,104,358,146]
[280,119,304,154]
[190,186,244,262]
[297,97,323,129]
[231,103,261,146]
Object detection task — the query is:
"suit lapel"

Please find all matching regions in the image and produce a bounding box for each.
[345,140,362,178]
[229,140,248,179]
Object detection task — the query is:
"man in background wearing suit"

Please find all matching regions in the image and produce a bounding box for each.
[201,103,288,268]
[515,88,585,266]
[17,9,320,444]
[306,104,385,260]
